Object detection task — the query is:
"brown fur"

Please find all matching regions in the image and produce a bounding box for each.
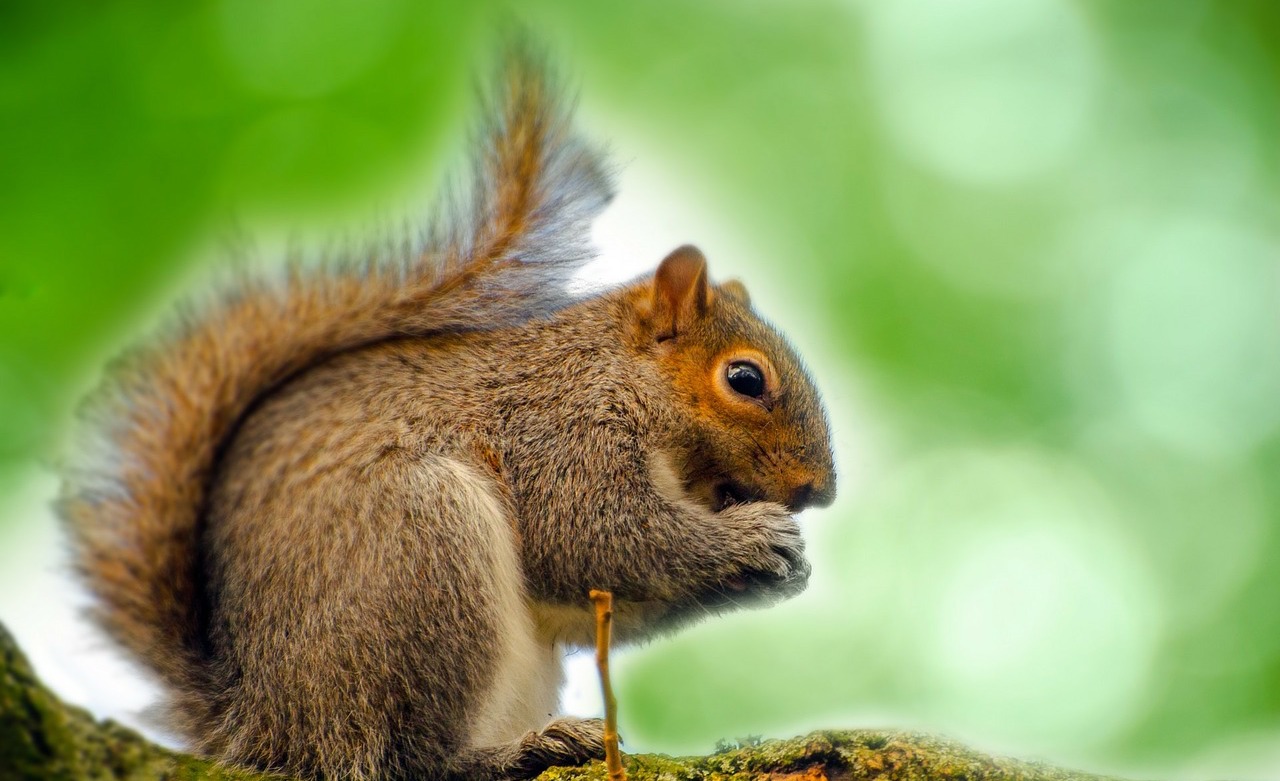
[59,44,834,781]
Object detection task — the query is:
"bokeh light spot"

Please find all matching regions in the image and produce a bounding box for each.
[218,0,404,98]
[931,525,1156,746]
[1105,219,1280,457]
[863,0,1098,183]
[839,446,1159,750]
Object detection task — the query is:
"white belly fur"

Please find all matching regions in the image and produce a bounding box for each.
[467,613,563,747]
[439,457,563,748]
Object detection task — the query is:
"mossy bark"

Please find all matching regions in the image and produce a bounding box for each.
[0,622,279,781]
[1,622,1122,781]
[537,731,1125,781]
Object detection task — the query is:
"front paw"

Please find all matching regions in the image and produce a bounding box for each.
[713,501,810,601]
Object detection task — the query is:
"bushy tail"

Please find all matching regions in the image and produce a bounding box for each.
[57,43,612,716]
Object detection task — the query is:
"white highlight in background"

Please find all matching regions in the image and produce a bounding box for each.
[862,0,1098,183]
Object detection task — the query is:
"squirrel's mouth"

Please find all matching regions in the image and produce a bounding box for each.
[712,481,761,512]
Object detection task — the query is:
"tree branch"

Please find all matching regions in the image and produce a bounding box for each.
[0,621,1130,781]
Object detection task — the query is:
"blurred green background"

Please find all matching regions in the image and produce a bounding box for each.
[2,1,1279,778]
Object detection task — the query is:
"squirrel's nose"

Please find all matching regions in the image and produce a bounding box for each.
[786,479,836,512]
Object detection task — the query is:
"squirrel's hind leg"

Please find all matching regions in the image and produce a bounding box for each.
[204,448,557,779]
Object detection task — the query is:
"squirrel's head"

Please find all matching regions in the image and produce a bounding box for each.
[633,245,836,515]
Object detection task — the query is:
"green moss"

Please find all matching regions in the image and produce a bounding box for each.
[0,622,282,781]
[529,730,1122,781]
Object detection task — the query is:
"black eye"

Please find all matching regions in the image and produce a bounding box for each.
[726,361,766,399]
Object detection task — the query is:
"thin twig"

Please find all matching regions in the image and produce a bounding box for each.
[589,589,626,781]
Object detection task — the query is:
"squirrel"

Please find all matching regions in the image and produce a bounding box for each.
[58,43,835,781]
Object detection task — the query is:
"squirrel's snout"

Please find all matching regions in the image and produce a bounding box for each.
[786,478,836,512]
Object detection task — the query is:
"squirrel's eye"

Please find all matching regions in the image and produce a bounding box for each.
[726,361,766,399]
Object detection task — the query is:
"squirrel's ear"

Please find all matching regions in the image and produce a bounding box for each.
[718,279,750,305]
[652,245,710,339]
